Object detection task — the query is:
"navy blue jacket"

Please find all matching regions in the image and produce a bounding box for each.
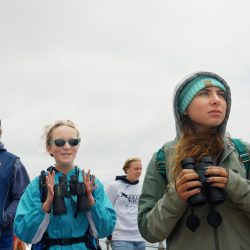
[0,142,30,238]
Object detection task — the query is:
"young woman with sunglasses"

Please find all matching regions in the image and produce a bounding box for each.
[14,120,116,250]
[138,72,250,250]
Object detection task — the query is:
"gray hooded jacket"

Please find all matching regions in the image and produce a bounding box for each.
[138,71,250,250]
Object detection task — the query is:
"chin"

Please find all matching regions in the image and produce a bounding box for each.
[209,122,224,127]
[60,162,73,168]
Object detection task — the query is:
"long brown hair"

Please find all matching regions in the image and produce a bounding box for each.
[170,116,224,184]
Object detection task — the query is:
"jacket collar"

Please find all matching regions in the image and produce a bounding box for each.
[115,175,139,185]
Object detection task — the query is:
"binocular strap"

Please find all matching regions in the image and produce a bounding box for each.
[186,206,200,232]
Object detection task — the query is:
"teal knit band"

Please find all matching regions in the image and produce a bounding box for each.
[178,76,226,114]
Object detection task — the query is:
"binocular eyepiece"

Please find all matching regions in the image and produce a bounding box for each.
[53,174,90,215]
[181,156,225,207]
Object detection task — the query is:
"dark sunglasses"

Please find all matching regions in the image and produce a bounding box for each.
[50,138,81,147]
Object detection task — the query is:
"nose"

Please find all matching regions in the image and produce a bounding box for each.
[63,142,71,149]
[210,93,221,105]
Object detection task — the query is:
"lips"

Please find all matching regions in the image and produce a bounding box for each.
[208,110,222,114]
[61,153,71,156]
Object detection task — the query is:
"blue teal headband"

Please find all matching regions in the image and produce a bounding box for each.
[178,76,226,114]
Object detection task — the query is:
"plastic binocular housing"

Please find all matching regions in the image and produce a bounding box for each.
[181,158,206,207]
[181,156,225,207]
[70,174,91,212]
[53,175,67,215]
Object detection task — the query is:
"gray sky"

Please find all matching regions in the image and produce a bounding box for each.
[1,0,250,185]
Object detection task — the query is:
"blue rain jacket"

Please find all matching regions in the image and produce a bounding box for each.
[14,168,116,250]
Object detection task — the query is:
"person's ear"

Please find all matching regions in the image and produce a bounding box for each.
[46,145,54,157]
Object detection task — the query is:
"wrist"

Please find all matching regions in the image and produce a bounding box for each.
[42,200,52,213]
[88,194,95,206]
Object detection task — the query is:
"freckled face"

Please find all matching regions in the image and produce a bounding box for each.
[186,87,227,132]
[46,125,79,171]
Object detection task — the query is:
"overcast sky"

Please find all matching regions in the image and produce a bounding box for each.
[1,0,250,185]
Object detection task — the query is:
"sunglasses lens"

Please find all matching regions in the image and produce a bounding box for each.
[52,138,80,147]
[53,139,66,147]
[68,139,80,146]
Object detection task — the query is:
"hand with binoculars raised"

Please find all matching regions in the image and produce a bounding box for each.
[42,170,55,213]
[205,166,229,188]
[82,169,96,206]
[175,169,202,203]
[175,165,229,203]
[41,169,96,214]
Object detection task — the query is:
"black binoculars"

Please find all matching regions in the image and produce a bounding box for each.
[181,156,225,207]
[69,174,91,213]
[53,176,68,215]
[53,174,90,215]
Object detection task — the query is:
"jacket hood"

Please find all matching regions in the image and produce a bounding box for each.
[173,71,231,139]
[115,175,139,185]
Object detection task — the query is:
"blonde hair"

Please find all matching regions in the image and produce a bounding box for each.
[43,120,80,147]
[123,157,141,174]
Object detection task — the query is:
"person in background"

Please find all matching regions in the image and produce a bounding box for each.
[0,119,30,250]
[106,157,146,250]
[14,119,116,250]
[138,71,250,250]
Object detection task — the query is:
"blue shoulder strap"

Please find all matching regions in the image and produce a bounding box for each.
[231,138,250,177]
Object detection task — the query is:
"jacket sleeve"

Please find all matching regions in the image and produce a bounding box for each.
[2,159,30,230]
[14,177,50,243]
[138,153,187,243]
[89,178,116,238]
[225,140,250,219]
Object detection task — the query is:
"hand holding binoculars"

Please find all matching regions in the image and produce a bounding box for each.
[181,156,225,207]
[53,174,91,215]
[181,156,226,231]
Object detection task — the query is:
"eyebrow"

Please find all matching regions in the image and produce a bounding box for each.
[200,88,225,93]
